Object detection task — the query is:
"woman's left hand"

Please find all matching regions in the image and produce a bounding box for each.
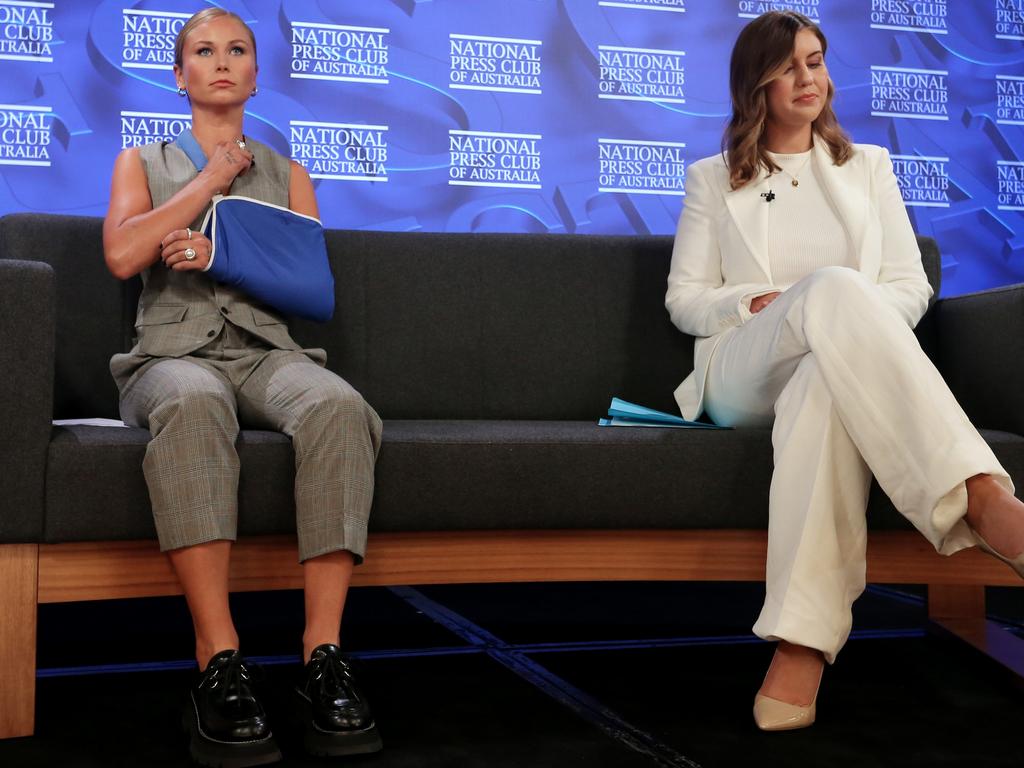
[750,291,781,314]
[160,228,212,271]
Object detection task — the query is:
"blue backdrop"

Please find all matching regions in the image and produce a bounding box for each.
[0,0,1021,295]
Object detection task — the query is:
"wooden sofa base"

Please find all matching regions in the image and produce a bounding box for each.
[2,530,1021,739]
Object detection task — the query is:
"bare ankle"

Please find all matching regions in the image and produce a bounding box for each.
[196,637,240,669]
[760,642,825,706]
[775,641,824,663]
[966,475,999,532]
[302,633,341,663]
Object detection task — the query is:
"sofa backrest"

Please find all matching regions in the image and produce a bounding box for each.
[291,231,694,419]
[0,215,134,420]
[0,213,940,421]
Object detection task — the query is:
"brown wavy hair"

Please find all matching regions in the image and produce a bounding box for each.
[723,11,851,190]
[173,8,257,69]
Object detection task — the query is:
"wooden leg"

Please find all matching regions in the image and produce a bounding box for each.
[0,543,38,739]
[928,583,1024,678]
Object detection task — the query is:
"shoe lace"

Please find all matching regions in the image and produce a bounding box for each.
[311,652,358,703]
[202,653,255,707]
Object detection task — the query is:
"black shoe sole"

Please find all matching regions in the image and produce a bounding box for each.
[182,707,282,768]
[297,697,383,757]
[305,720,383,757]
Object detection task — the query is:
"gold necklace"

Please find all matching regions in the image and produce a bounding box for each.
[772,153,812,187]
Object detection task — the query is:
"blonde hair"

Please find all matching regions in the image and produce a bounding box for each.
[723,11,851,190]
[173,8,257,68]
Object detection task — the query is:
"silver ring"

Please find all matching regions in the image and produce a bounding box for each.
[184,247,197,261]
[186,227,192,240]
[235,139,246,150]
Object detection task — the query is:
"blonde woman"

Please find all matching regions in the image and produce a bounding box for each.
[666,10,1024,731]
[104,9,382,764]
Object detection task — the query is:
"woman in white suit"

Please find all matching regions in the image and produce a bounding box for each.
[666,11,1024,731]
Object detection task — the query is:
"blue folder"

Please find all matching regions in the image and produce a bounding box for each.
[598,397,729,429]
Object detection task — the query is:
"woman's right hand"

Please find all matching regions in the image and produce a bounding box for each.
[200,141,254,195]
[160,228,213,272]
[750,291,782,314]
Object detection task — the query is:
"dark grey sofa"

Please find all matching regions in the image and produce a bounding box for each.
[1,213,1023,738]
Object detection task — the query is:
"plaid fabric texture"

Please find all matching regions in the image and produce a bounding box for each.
[112,138,380,562]
[118,324,381,562]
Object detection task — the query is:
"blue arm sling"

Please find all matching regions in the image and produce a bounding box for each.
[174,129,335,322]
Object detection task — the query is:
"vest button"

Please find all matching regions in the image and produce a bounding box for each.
[207,330,216,337]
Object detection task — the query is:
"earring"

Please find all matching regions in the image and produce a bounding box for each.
[251,86,258,96]
[177,86,186,97]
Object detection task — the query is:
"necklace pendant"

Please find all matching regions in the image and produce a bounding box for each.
[791,179,799,187]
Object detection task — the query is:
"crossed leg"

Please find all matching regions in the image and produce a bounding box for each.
[703,267,1019,709]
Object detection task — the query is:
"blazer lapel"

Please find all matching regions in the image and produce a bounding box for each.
[724,168,774,281]
[722,143,872,282]
[812,141,869,270]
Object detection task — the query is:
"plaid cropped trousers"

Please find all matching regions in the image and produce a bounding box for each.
[118,323,382,562]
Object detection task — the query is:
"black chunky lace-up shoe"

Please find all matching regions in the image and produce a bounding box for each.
[182,650,282,767]
[296,644,383,756]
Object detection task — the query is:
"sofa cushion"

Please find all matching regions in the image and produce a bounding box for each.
[372,420,775,531]
[45,425,296,543]
[43,422,1024,544]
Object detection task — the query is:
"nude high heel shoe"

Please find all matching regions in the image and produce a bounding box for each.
[752,665,823,732]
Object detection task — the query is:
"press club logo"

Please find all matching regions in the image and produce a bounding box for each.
[290,21,389,84]
[0,0,54,63]
[0,103,53,167]
[597,0,686,12]
[869,0,947,34]
[997,75,1024,125]
[598,138,686,196]
[120,111,191,149]
[289,121,388,182]
[121,8,190,70]
[449,130,542,189]
[997,161,1024,211]
[598,45,685,104]
[449,34,542,95]
[870,66,948,121]
[890,154,949,208]
[996,0,1024,40]
[738,0,820,21]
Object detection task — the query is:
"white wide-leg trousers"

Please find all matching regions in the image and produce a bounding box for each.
[703,267,1011,662]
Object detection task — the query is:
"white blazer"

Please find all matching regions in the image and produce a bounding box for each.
[665,142,933,420]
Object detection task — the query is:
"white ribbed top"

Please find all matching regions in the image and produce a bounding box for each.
[765,149,853,288]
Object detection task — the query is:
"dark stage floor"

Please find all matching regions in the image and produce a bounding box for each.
[3,581,1024,767]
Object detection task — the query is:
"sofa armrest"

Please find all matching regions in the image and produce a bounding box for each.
[934,282,1024,436]
[0,259,54,541]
